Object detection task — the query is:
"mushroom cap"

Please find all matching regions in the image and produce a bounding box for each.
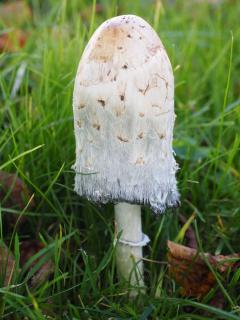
[73,14,179,213]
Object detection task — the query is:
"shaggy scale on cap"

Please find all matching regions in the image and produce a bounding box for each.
[73,14,179,213]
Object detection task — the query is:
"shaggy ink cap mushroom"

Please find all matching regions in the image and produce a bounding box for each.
[73,14,179,214]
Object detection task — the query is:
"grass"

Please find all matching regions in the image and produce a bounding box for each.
[0,0,240,318]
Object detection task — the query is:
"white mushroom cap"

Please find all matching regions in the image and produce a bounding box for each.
[73,14,179,213]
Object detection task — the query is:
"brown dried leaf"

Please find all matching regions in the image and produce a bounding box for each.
[167,241,240,298]
[0,171,34,227]
[0,1,32,27]
[208,290,225,310]
[31,260,54,287]
[0,30,28,52]
[20,240,54,287]
[179,213,197,248]
[0,243,15,286]
[0,171,34,210]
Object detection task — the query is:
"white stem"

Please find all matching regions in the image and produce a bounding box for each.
[114,202,145,294]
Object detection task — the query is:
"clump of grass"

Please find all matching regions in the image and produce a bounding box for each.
[0,0,240,318]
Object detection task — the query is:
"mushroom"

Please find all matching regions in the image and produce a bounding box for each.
[73,14,179,294]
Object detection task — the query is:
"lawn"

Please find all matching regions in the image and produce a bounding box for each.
[0,0,240,319]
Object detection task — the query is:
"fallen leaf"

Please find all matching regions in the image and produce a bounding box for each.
[0,171,34,210]
[0,30,28,52]
[0,171,34,227]
[167,241,240,298]
[179,213,197,248]
[31,259,54,287]
[207,290,225,311]
[20,240,54,287]
[0,243,15,286]
[175,213,196,245]
[0,1,32,27]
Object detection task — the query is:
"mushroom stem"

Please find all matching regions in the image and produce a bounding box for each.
[114,202,146,294]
